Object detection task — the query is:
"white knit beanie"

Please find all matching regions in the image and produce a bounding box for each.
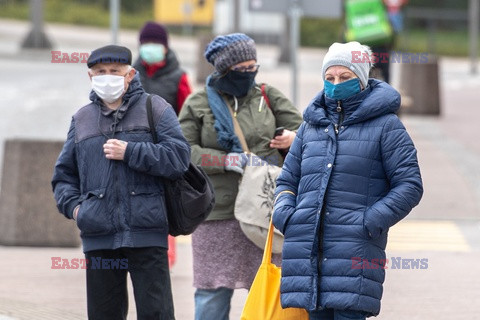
[321,41,372,89]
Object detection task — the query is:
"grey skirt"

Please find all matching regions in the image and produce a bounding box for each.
[192,218,282,290]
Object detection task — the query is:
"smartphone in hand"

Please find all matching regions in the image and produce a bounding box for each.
[274,127,285,138]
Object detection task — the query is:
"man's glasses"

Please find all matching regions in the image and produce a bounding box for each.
[231,64,260,73]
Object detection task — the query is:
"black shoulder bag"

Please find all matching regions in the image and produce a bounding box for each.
[146,94,215,236]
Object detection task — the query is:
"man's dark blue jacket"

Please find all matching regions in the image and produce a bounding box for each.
[52,73,190,253]
[273,80,423,316]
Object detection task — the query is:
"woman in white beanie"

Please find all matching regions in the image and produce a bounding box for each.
[272,41,423,319]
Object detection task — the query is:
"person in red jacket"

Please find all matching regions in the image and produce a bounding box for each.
[134,21,193,269]
[134,21,192,115]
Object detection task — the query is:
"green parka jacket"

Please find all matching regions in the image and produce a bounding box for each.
[178,84,302,220]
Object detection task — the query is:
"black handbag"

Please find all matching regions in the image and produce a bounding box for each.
[146,95,215,236]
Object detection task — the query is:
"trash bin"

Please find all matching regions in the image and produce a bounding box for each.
[0,139,80,247]
[399,55,441,115]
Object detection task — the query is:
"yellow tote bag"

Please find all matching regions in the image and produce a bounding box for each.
[241,220,309,320]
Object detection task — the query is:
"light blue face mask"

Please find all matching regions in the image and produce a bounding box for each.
[139,43,165,64]
[324,78,361,100]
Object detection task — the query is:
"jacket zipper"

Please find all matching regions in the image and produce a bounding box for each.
[316,200,327,310]
[233,96,239,117]
[112,108,121,232]
[334,100,344,135]
[317,101,342,308]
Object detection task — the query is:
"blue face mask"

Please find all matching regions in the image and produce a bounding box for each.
[324,78,361,100]
[139,43,165,64]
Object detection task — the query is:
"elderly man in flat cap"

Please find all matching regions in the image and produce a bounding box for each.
[52,44,190,320]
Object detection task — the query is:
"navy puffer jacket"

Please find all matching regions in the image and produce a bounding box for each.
[52,73,190,253]
[272,79,423,316]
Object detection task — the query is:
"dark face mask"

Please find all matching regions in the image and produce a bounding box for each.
[209,70,258,97]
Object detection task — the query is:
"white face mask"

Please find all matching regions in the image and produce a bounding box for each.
[91,74,126,103]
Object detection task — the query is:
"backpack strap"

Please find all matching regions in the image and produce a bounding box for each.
[260,84,271,110]
[146,94,158,144]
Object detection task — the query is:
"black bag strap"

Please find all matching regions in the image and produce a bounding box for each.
[146,94,158,144]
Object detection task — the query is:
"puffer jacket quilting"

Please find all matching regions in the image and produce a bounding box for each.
[272,79,423,316]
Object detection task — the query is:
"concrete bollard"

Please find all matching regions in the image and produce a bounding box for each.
[0,139,80,247]
[399,56,441,115]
